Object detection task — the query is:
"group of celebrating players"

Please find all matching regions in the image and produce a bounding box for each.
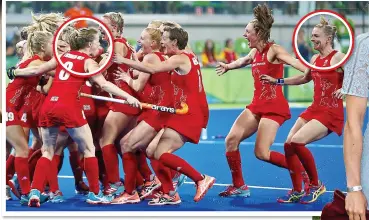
[5,3,345,208]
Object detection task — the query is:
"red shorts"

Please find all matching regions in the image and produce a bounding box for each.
[109,97,141,116]
[138,110,168,132]
[6,106,35,127]
[39,101,87,128]
[32,93,46,127]
[246,102,291,126]
[165,111,204,144]
[299,106,344,136]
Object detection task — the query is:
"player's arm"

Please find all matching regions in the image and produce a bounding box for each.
[226,48,256,70]
[332,52,346,72]
[115,54,157,92]
[86,59,140,107]
[260,55,316,85]
[273,44,307,72]
[40,77,54,94]
[13,58,57,77]
[113,53,184,74]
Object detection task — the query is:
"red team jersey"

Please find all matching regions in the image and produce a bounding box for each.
[137,52,173,131]
[6,55,42,127]
[107,37,140,116]
[247,43,291,125]
[39,51,90,128]
[300,50,344,135]
[165,52,209,143]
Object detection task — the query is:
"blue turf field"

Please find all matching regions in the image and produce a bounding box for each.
[7,107,365,211]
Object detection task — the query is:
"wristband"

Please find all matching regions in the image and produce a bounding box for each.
[276,78,284,85]
[347,185,363,192]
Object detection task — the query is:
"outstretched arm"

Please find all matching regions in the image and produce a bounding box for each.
[14,58,57,77]
[273,44,307,72]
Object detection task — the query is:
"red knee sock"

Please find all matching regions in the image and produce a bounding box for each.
[284,143,303,192]
[102,144,120,183]
[96,150,108,187]
[31,157,51,192]
[136,151,152,181]
[155,161,174,194]
[6,155,15,184]
[28,150,42,182]
[69,151,83,185]
[159,153,203,183]
[292,142,319,186]
[84,157,100,194]
[136,171,144,187]
[48,155,61,193]
[269,151,288,169]
[226,150,245,188]
[150,159,164,191]
[122,152,138,194]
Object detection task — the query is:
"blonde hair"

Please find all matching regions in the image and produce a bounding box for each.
[25,12,65,34]
[69,28,99,51]
[26,31,53,57]
[144,28,162,49]
[148,20,163,29]
[315,16,337,46]
[60,25,76,44]
[250,4,274,42]
[103,12,124,35]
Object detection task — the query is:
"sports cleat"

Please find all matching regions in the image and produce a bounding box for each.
[111,191,141,204]
[49,190,65,203]
[144,189,163,200]
[277,190,305,203]
[8,178,21,199]
[104,181,124,197]
[20,194,29,206]
[300,181,326,204]
[218,185,251,197]
[194,175,215,202]
[75,181,89,195]
[302,172,310,194]
[40,192,50,204]
[173,173,187,191]
[148,192,181,206]
[86,191,112,204]
[6,185,12,200]
[28,189,41,207]
[140,176,161,199]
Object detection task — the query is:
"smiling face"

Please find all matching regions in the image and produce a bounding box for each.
[160,30,175,56]
[138,30,153,54]
[88,34,101,57]
[243,22,258,48]
[311,27,331,51]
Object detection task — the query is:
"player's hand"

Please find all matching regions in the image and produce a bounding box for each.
[345,191,367,220]
[7,66,16,80]
[334,88,345,99]
[215,62,229,76]
[260,74,277,84]
[113,53,127,64]
[126,96,141,109]
[115,67,131,83]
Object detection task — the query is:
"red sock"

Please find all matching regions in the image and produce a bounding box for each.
[69,151,83,185]
[48,155,61,193]
[269,151,288,169]
[150,159,164,191]
[226,150,245,188]
[292,142,319,186]
[6,155,15,184]
[84,157,100,194]
[102,144,120,183]
[136,171,144,187]
[31,157,51,192]
[154,161,174,194]
[284,143,303,192]
[159,153,203,183]
[122,152,137,194]
[136,152,152,181]
[170,169,177,179]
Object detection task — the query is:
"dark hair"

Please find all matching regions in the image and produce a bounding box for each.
[164,27,188,50]
[250,4,274,42]
[20,27,28,41]
[225,38,232,47]
[204,39,215,55]
[69,28,99,51]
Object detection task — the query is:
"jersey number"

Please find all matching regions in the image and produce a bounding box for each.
[59,61,74,80]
